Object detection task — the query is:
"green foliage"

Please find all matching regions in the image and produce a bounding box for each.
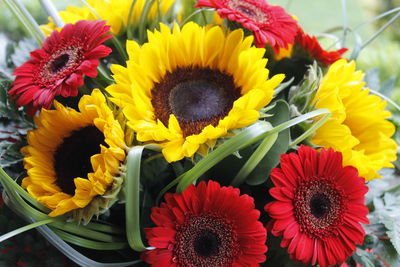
[0,197,76,266]
[359,177,400,267]
[245,100,290,185]
[0,72,32,179]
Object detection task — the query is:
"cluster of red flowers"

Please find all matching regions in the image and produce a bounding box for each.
[143,146,369,267]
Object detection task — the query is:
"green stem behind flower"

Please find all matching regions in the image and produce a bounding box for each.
[3,0,45,45]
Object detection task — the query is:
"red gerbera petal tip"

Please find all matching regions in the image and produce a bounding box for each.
[9,20,112,116]
[264,145,369,267]
[195,0,299,51]
[142,180,267,266]
[294,28,347,66]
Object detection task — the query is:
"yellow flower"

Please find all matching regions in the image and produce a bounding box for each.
[311,59,397,180]
[40,0,175,35]
[21,89,127,220]
[107,22,284,162]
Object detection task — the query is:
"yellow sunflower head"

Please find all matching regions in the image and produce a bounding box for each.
[40,0,176,35]
[311,59,397,180]
[21,89,127,221]
[106,22,284,162]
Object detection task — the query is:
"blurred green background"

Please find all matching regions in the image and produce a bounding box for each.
[0,0,399,104]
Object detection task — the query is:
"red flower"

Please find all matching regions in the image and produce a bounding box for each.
[9,20,112,116]
[264,146,369,267]
[293,29,347,66]
[195,0,298,51]
[142,180,267,266]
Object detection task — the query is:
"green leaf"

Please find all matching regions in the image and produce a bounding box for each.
[381,212,400,255]
[353,248,376,267]
[0,219,54,243]
[125,146,147,252]
[9,37,37,68]
[245,100,290,185]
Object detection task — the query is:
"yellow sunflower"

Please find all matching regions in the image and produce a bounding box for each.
[40,0,176,35]
[21,89,127,219]
[311,59,397,180]
[106,22,284,162]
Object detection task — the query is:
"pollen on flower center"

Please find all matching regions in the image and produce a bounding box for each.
[226,0,269,24]
[294,178,347,238]
[174,213,239,266]
[151,67,241,137]
[53,125,106,195]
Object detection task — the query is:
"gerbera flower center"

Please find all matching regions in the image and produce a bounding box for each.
[294,178,347,239]
[50,54,70,73]
[310,193,330,218]
[53,125,106,195]
[41,47,82,81]
[152,67,241,137]
[225,0,269,24]
[174,213,239,266]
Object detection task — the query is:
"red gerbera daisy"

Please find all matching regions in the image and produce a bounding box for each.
[264,146,369,267]
[293,28,347,66]
[9,20,112,116]
[195,0,298,51]
[142,180,267,266]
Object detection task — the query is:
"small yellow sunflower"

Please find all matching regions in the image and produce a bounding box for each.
[107,22,284,162]
[311,59,397,180]
[40,0,176,35]
[21,89,127,219]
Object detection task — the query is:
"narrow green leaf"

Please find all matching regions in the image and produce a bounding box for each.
[246,100,291,185]
[289,112,331,148]
[3,0,45,45]
[35,223,141,266]
[51,221,125,242]
[172,108,330,193]
[0,219,54,243]
[0,167,50,213]
[126,0,138,40]
[231,131,278,187]
[176,121,273,193]
[51,228,128,250]
[125,146,147,251]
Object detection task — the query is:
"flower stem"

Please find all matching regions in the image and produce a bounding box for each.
[39,0,64,28]
[3,0,45,45]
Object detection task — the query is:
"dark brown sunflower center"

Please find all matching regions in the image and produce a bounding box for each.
[174,213,239,266]
[151,67,241,137]
[294,179,347,239]
[53,126,106,195]
[50,54,70,73]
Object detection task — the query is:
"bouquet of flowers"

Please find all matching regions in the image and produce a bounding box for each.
[1,0,400,266]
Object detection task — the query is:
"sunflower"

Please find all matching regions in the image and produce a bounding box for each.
[106,22,284,162]
[41,0,176,35]
[21,89,126,220]
[9,20,112,116]
[142,180,267,266]
[195,0,299,51]
[265,145,369,267]
[311,59,397,180]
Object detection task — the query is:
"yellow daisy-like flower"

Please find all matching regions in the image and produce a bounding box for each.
[311,59,397,180]
[107,22,284,162]
[21,89,127,219]
[40,0,175,35]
